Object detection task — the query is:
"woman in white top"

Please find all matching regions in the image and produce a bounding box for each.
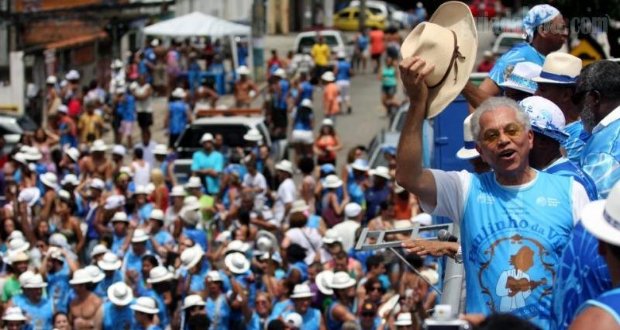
[282,208,323,265]
[131,147,151,187]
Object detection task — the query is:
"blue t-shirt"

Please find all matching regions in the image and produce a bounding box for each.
[182,227,208,252]
[563,120,588,165]
[456,171,573,329]
[168,100,189,135]
[293,106,313,131]
[357,35,369,50]
[580,111,620,199]
[142,289,169,329]
[102,300,135,330]
[336,60,351,81]
[298,81,314,104]
[117,94,136,122]
[364,185,391,221]
[544,157,597,200]
[12,295,54,330]
[489,43,545,87]
[95,270,124,298]
[551,222,611,330]
[277,79,290,109]
[191,150,224,195]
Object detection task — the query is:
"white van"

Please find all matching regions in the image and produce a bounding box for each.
[293,30,352,58]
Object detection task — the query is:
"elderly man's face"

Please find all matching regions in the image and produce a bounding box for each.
[476,107,533,176]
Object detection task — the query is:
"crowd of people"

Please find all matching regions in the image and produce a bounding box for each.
[2,1,620,330]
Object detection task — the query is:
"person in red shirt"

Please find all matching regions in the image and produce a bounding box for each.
[267,49,282,73]
[368,26,385,74]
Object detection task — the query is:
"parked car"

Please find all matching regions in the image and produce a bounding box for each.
[0,115,24,155]
[172,113,288,184]
[334,6,387,31]
[492,32,526,56]
[293,30,352,59]
[469,0,502,18]
[349,0,405,28]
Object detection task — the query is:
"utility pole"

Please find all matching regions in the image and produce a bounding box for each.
[359,0,366,32]
[251,0,266,81]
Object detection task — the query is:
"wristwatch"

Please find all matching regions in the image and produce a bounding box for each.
[454,246,463,264]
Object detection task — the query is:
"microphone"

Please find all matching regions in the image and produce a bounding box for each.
[437,229,458,242]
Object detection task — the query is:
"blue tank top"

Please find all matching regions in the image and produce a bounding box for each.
[12,295,54,330]
[293,106,313,131]
[551,222,611,329]
[545,157,597,200]
[277,80,290,109]
[299,81,314,103]
[102,300,134,330]
[327,300,355,330]
[461,171,573,329]
[357,35,369,50]
[577,287,620,324]
[47,262,71,313]
[336,61,351,81]
[563,120,588,165]
[168,100,188,134]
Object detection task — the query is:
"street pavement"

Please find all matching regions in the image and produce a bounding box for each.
[111,23,494,167]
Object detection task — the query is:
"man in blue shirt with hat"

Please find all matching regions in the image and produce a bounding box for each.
[463,4,568,107]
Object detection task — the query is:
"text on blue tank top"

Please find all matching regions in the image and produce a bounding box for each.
[580,288,620,324]
[461,171,573,329]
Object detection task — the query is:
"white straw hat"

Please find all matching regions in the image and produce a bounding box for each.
[344,203,362,219]
[351,159,369,171]
[85,265,105,283]
[91,139,108,152]
[112,144,126,156]
[61,174,79,187]
[180,245,204,270]
[46,76,57,85]
[206,270,223,282]
[108,282,134,306]
[224,252,251,274]
[64,147,80,162]
[153,144,168,155]
[273,68,287,79]
[400,1,478,118]
[322,229,342,245]
[321,71,335,82]
[70,269,92,285]
[40,172,59,190]
[290,283,314,299]
[149,209,165,222]
[395,313,413,326]
[532,52,582,85]
[185,176,203,189]
[131,229,150,243]
[330,271,356,289]
[321,118,334,126]
[8,251,29,265]
[290,200,310,214]
[170,185,186,197]
[499,61,542,94]
[519,96,569,143]
[370,166,391,180]
[237,65,251,75]
[275,160,294,174]
[2,307,27,322]
[111,211,129,223]
[243,128,263,142]
[131,297,159,314]
[316,270,334,295]
[323,175,343,189]
[97,252,122,271]
[8,238,30,254]
[90,244,109,258]
[226,240,251,255]
[182,294,206,309]
[147,266,174,284]
[581,181,620,248]
[172,87,187,99]
[456,113,480,160]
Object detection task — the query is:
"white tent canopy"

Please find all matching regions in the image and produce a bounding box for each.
[143,11,250,37]
[143,11,252,85]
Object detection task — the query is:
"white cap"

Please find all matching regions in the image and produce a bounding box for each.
[370,166,391,179]
[321,118,334,126]
[243,128,262,142]
[321,71,335,82]
[150,39,160,47]
[290,200,310,214]
[206,270,223,282]
[172,87,186,98]
[324,175,343,189]
[112,144,126,155]
[519,96,569,142]
[237,65,250,75]
[40,172,59,190]
[200,133,214,143]
[351,159,369,171]
[89,178,105,190]
[344,203,362,219]
[284,313,303,329]
[57,104,69,114]
[65,70,80,81]
[322,229,342,245]
[46,76,57,85]
[273,68,286,78]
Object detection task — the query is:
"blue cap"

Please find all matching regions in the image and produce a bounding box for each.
[320,164,336,174]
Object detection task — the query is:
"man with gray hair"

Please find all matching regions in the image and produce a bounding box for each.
[397,56,589,328]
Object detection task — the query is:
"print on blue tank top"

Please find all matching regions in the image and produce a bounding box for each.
[461,171,573,329]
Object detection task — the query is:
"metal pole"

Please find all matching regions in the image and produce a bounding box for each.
[439,224,465,313]
[251,0,266,82]
[359,0,366,32]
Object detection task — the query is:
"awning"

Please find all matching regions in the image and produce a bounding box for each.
[44,31,108,50]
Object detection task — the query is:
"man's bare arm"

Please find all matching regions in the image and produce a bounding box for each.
[462,78,500,109]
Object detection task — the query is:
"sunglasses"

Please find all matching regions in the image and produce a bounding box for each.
[481,123,524,144]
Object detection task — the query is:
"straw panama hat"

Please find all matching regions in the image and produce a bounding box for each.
[131,297,159,314]
[244,128,263,142]
[98,252,122,271]
[456,113,480,160]
[180,245,204,270]
[395,313,413,326]
[400,1,478,119]
[108,282,134,306]
[147,266,174,284]
[323,175,343,189]
[330,271,356,289]
[85,265,105,283]
[316,270,334,295]
[275,160,294,174]
[581,181,620,247]
[182,294,206,309]
[2,307,27,322]
[69,269,91,285]
[90,244,109,258]
[321,71,335,82]
[172,87,186,99]
[532,52,582,85]
[225,252,251,274]
[290,283,314,299]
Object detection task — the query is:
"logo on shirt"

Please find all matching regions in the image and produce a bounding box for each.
[477,193,495,205]
[535,196,560,207]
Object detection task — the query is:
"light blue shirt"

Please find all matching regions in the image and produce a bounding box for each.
[191,150,224,195]
[580,106,620,198]
[205,294,230,330]
[47,262,71,313]
[12,295,54,330]
[544,157,597,200]
[95,270,124,298]
[435,170,575,329]
[563,120,588,165]
[489,43,545,87]
[282,308,321,330]
[551,222,611,330]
